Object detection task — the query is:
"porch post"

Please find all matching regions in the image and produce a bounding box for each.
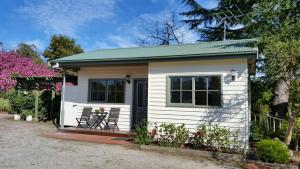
[50,83,55,120]
[34,90,39,121]
[60,69,66,128]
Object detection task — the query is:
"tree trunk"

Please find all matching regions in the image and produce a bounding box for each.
[273,79,289,118]
[284,116,296,145]
[295,137,298,151]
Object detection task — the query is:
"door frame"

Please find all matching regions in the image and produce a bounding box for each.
[131,78,148,131]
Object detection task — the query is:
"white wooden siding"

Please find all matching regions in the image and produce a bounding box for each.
[62,58,250,148]
[63,65,148,131]
[148,59,250,145]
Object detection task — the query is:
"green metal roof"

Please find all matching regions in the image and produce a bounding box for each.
[52,39,257,66]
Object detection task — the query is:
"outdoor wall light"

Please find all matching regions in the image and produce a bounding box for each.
[230,69,238,81]
[126,75,131,84]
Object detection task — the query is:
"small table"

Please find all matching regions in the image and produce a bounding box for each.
[90,112,108,129]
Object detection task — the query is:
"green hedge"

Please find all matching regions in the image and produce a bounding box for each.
[7,90,35,114]
[0,98,11,112]
[257,139,290,163]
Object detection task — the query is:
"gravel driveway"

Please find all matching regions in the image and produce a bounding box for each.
[0,118,241,169]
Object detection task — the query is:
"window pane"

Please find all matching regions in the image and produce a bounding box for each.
[171,77,180,90]
[108,90,116,103]
[208,91,221,106]
[98,91,106,101]
[208,76,221,90]
[107,80,115,91]
[90,82,98,101]
[138,83,144,106]
[89,79,125,103]
[108,80,125,103]
[90,80,106,102]
[115,80,125,91]
[182,77,192,90]
[116,91,124,103]
[171,91,180,103]
[195,91,207,105]
[107,80,116,103]
[195,77,207,90]
[182,91,192,103]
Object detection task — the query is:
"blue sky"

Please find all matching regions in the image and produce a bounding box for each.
[0,0,218,53]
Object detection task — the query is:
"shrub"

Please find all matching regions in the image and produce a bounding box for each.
[0,98,11,112]
[39,90,51,118]
[7,90,35,114]
[157,123,189,148]
[256,139,290,163]
[134,120,153,145]
[189,125,207,149]
[21,109,34,118]
[189,125,242,153]
[206,125,231,151]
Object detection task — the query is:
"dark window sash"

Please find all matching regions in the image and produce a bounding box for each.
[168,76,222,107]
[88,79,125,103]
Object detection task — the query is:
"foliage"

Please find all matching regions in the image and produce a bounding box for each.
[244,0,300,145]
[134,120,153,145]
[43,34,83,60]
[21,109,34,117]
[189,125,242,153]
[181,0,255,41]
[251,78,274,114]
[7,90,35,114]
[206,125,231,151]
[157,123,189,148]
[245,0,300,38]
[0,98,11,112]
[256,139,290,163]
[15,43,42,64]
[278,119,300,149]
[189,125,207,149]
[0,51,56,92]
[250,121,270,141]
[260,30,300,82]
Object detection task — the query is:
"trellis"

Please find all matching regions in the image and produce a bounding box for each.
[11,76,64,121]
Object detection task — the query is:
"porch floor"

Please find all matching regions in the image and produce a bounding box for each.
[58,127,135,138]
[43,132,134,146]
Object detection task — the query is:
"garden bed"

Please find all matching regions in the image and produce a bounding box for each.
[139,144,244,164]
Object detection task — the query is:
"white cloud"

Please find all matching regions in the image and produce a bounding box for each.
[108,35,136,48]
[94,41,112,49]
[177,27,199,43]
[196,0,218,9]
[18,0,116,37]
[24,40,45,51]
[8,39,45,51]
[110,4,199,47]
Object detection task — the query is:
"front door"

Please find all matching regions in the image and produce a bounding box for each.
[132,79,148,130]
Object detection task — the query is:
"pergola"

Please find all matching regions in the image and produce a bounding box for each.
[11,76,77,122]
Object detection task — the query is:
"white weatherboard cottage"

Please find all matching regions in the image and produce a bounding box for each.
[52,39,257,148]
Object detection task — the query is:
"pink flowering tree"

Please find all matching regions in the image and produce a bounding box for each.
[0,51,57,92]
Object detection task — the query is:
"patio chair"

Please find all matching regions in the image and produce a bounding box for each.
[106,108,120,130]
[76,107,92,128]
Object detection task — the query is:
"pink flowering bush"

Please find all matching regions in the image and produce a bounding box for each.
[0,51,56,91]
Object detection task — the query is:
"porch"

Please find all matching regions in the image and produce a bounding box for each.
[60,65,149,132]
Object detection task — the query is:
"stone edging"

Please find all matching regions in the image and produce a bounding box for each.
[247,160,298,169]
